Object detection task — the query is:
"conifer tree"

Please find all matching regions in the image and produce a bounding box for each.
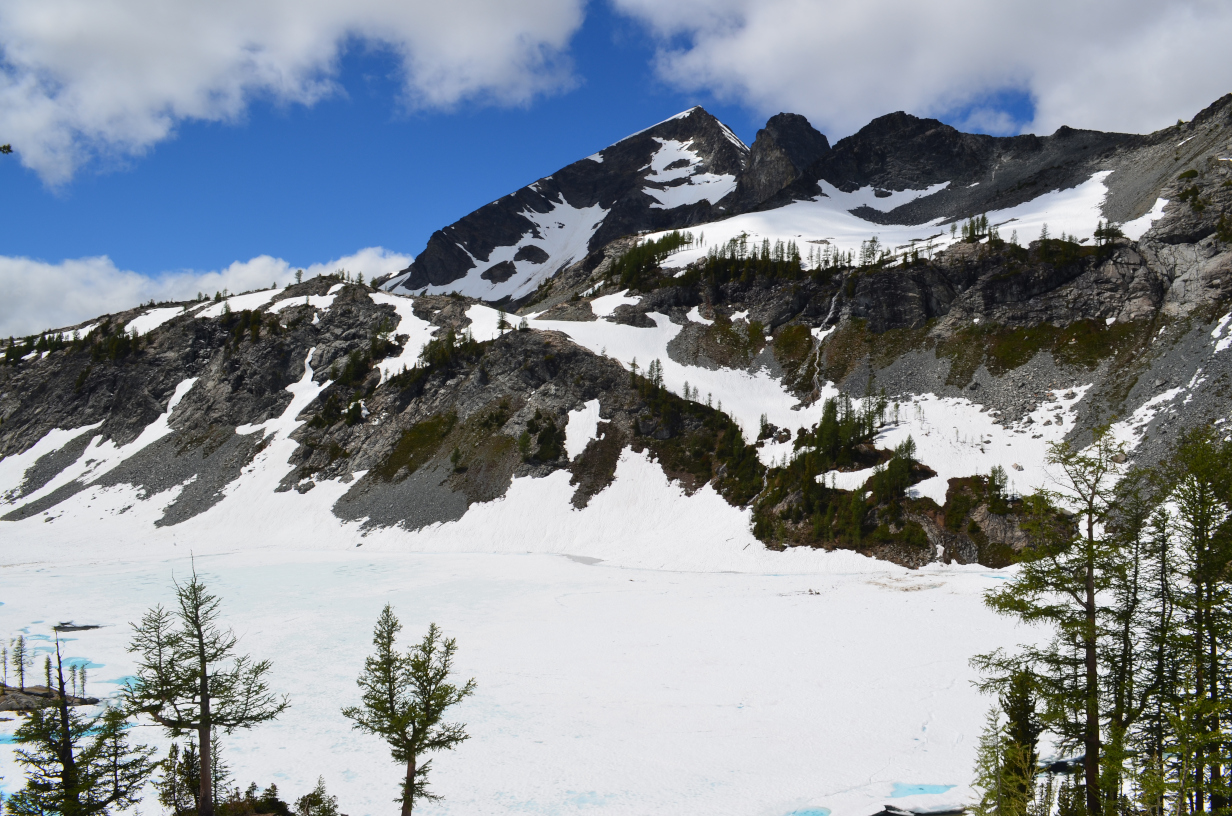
[974,428,1126,816]
[6,641,154,816]
[124,568,288,816]
[11,636,31,691]
[342,606,475,816]
[1154,429,1232,814]
[295,777,339,816]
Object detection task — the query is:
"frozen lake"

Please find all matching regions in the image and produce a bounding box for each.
[0,543,1020,816]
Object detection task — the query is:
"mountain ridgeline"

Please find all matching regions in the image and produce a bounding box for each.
[2,94,1232,568]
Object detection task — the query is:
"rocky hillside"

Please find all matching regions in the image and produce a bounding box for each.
[2,95,1231,569]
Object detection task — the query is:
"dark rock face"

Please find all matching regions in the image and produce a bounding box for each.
[514,245,550,264]
[395,107,749,300]
[481,261,517,283]
[735,113,831,209]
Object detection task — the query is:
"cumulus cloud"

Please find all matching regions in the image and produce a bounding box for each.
[0,247,412,337]
[0,0,584,183]
[612,0,1232,138]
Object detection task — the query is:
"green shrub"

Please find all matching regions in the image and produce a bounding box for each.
[376,412,457,480]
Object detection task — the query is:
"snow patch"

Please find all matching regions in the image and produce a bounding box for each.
[641,138,737,210]
[269,293,337,314]
[196,288,285,319]
[818,467,879,491]
[125,306,185,336]
[591,290,641,318]
[1121,197,1168,241]
[0,422,103,502]
[1212,312,1232,353]
[564,399,602,460]
[651,172,1116,272]
[686,305,714,325]
[368,293,439,383]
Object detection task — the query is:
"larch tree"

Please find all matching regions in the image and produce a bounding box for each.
[123,568,288,816]
[5,639,154,816]
[1156,429,1232,814]
[342,606,475,816]
[11,636,31,691]
[974,428,1126,816]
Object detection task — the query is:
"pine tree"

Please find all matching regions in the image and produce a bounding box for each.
[342,606,475,816]
[124,568,288,816]
[6,641,154,816]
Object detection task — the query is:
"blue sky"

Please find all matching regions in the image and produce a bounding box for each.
[0,3,1034,279]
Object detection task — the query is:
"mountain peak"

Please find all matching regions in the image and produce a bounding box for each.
[393,105,747,302]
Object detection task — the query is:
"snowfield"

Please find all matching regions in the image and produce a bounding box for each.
[0,507,1030,816]
[648,171,1118,270]
[0,287,1091,815]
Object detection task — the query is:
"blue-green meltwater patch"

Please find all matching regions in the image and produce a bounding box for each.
[891,784,955,797]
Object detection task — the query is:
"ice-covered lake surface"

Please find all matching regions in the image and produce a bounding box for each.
[0,532,1021,816]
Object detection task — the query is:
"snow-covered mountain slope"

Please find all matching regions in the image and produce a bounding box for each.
[390,107,748,301]
[3,92,1232,566]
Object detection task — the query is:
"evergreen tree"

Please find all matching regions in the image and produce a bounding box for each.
[295,777,339,816]
[124,568,288,816]
[5,642,154,816]
[974,429,1126,816]
[11,636,31,691]
[156,742,195,816]
[1155,429,1232,814]
[342,606,475,816]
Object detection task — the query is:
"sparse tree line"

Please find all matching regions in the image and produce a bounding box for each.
[971,426,1232,816]
[1,574,474,816]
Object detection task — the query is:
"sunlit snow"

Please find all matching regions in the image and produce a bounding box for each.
[420,197,607,302]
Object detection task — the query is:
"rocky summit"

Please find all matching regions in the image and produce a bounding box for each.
[2,94,1232,569]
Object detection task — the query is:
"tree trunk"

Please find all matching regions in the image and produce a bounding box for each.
[401,754,416,816]
[1084,523,1102,816]
[199,722,213,816]
[198,638,214,816]
[54,646,81,814]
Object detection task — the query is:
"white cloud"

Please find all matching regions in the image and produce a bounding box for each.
[611,0,1232,138]
[0,247,411,337]
[0,0,584,183]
